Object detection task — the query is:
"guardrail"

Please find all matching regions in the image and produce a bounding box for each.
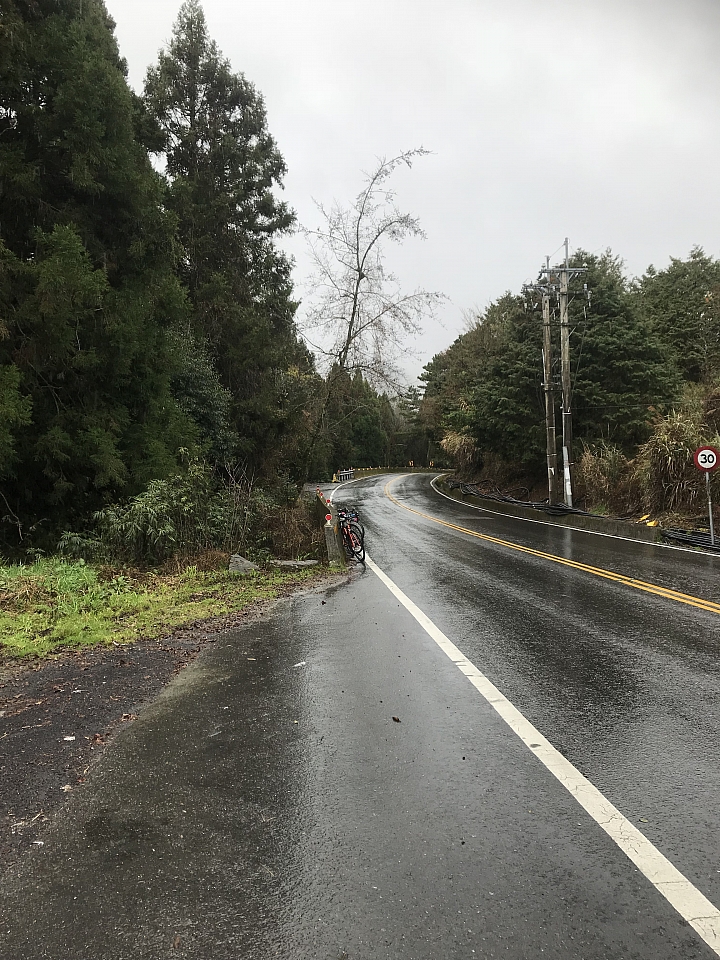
[333,466,450,481]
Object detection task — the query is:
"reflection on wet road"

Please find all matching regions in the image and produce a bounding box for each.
[2,472,720,959]
[389,479,720,614]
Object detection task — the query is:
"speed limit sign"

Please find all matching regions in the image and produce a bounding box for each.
[694,446,720,471]
[694,446,719,545]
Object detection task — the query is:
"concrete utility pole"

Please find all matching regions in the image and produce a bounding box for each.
[559,241,574,506]
[539,239,586,508]
[541,258,559,505]
[523,260,559,505]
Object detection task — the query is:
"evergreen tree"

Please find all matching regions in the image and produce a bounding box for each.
[346,372,388,467]
[301,366,391,478]
[418,349,456,443]
[393,387,431,466]
[421,251,678,476]
[0,0,193,551]
[634,247,720,384]
[168,332,237,464]
[143,1,305,464]
[435,296,542,469]
[570,251,679,448]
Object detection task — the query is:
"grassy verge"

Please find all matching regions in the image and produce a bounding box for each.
[0,558,329,660]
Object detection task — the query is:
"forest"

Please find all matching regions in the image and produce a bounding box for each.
[0,0,428,562]
[2,0,719,567]
[421,248,720,522]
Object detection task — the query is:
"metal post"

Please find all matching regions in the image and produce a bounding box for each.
[706,470,715,546]
[542,279,558,504]
[559,238,574,508]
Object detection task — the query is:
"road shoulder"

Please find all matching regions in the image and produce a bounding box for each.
[0,572,344,874]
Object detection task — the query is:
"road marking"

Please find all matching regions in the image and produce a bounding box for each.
[327,475,379,503]
[364,554,720,955]
[430,475,706,556]
[385,477,720,616]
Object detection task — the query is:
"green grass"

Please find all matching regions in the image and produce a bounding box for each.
[0,558,325,660]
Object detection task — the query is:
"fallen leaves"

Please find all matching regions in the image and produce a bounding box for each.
[392,716,401,723]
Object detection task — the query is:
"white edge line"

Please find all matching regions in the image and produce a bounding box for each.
[364,552,720,955]
[429,476,709,557]
[328,474,384,503]
[329,470,438,503]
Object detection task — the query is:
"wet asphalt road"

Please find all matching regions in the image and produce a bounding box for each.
[2,473,720,959]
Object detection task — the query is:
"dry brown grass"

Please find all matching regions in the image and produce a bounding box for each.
[632,411,717,514]
[263,502,325,560]
[440,432,479,474]
[702,387,720,434]
[576,443,639,516]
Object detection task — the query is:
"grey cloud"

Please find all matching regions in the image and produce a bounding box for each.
[108,0,720,380]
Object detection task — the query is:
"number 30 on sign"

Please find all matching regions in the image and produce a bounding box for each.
[694,446,720,471]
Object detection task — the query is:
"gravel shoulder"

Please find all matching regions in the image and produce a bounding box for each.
[0,573,343,873]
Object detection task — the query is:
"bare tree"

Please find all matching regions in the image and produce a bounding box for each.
[300,149,445,390]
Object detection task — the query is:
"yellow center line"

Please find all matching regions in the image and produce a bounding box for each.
[384,476,720,616]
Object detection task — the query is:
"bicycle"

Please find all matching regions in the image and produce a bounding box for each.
[337,507,365,562]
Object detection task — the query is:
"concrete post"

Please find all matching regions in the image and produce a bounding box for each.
[316,491,346,567]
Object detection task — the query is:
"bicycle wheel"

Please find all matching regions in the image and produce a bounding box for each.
[348,522,365,562]
[341,525,355,558]
[348,510,364,537]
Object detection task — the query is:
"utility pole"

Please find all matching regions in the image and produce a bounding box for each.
[523,257,558,505]
[559,240,574,506]
[541,258,558,504]
[539,239,586,508]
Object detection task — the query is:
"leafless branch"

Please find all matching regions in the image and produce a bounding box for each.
[298,148,445,389]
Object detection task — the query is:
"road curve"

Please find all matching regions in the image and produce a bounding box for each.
[2,472,720,959]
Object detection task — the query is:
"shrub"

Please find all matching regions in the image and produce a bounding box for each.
[576,442,634,515]
[440,431,478,474]
[633,411,719,513]
[59,460,323,565]
[89,460,227,563]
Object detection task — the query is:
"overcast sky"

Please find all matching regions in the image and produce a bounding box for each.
[106,0,720,383]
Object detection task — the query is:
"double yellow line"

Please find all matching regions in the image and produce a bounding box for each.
[384,477,720,616]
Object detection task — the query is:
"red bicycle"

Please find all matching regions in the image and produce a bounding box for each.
[337,508,365,562]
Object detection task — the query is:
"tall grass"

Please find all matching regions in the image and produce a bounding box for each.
[440,432,478,474]
[633,411,719,514]
[576,442,635,515]
[0,557,322,659]
[577,413,720,517]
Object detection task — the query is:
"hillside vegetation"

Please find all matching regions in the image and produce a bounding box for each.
[2,0,717,578]
[0,0,428,566]
[419,249,720,522]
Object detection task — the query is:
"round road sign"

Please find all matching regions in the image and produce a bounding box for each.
[693,446,720,471]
